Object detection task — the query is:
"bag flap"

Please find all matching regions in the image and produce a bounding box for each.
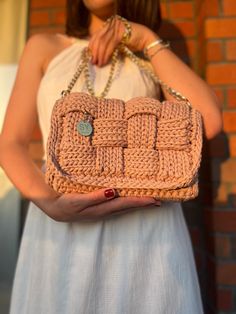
[46,92,203,190]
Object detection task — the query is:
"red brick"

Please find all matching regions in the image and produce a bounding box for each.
[221,159,236,182]
[223,111,236,132]
[205,19,236,38]
[194,0,202,12]
[30,10,50,27]
[186,39,197,58]
[229,135,236,157]
[214,184,228,204]
[208,134,228,158]
[207,64,236,85]
[160,21,195,39]
[216,263,236,285]
[231,183,236,194]
[226,40,236,60]
[198,53,206,74]
[217,288,233,311]
[206,41,223,62]
[52,9,65,25]
[160,2,168,19]
[206,233,231,258]
[205,0,220,16]
[196,5,206,30]
[175,21,196,37]
[29,26,65,36]
[169,2,194,19]
[227,87,236,108]
[214,235,231,258]
[205,209,236,232]
[171,39,196,59]
[31,0,65,8]
[223,0,236,15]
[211,157,233,183]
[213,88,225,104]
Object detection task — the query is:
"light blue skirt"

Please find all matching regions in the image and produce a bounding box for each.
[10,201,203,314]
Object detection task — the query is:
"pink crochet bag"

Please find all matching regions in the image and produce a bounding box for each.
[45,48,203,201]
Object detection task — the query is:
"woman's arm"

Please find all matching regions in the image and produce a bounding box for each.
[143,32,223,140]
[0,34,59,205]
[88,17,223,140]
[0,33,158,221]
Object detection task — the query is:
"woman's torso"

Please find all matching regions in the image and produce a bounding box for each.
[36,35,160,158]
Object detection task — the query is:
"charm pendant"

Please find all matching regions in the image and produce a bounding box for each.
[77,112,93,137]
[77,120,93,136]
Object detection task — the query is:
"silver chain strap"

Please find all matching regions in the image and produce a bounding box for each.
[61,49,87,97]
[119,45,190,104]
[61,45,191,106]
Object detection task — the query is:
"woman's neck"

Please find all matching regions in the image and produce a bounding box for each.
[88,1,115,36]
[89,14,105,36]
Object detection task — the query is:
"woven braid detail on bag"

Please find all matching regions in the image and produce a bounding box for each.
[45,92,202,201]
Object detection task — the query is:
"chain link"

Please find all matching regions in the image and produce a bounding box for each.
[83,47,119,98]
[61,44,191,107]
[61,47,119,98]
[119,45,190,104]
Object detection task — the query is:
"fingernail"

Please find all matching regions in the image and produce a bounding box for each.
[154,201,161,206]
[104,189,115,198]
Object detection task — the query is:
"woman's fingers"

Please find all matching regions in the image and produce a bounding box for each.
[88,18,112,64]
[49,189,160,222]
[97,29,115,66]
[88,17,124,66]
[76,194,158,220]
[107,202,157,218]
[88,34,99,64]
[101,19,123,65]
[65,188,118,209]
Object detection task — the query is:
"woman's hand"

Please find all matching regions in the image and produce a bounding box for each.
[88,17,222,139]
[88,15,157,67]
[44,188,161,222]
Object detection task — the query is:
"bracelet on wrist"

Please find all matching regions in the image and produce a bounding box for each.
[148,42,170,60]
[144,39,170,59]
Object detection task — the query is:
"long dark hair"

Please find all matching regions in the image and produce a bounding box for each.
[66,0,162,38]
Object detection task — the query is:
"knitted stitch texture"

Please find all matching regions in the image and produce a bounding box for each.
[45,92,203,201]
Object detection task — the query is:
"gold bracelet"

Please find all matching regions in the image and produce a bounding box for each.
[148,42,170,60]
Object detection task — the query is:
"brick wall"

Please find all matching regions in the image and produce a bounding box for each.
[203,0,236,312]
[28,0,236,313]
[28,0,66,166]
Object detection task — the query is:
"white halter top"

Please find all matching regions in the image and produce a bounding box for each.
[37,39,160,159]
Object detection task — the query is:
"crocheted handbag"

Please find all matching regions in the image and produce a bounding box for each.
[45,47,203,201]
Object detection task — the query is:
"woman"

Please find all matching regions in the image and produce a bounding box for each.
[0,0,222,313]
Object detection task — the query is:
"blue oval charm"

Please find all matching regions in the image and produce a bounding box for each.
[77,121,93,136]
